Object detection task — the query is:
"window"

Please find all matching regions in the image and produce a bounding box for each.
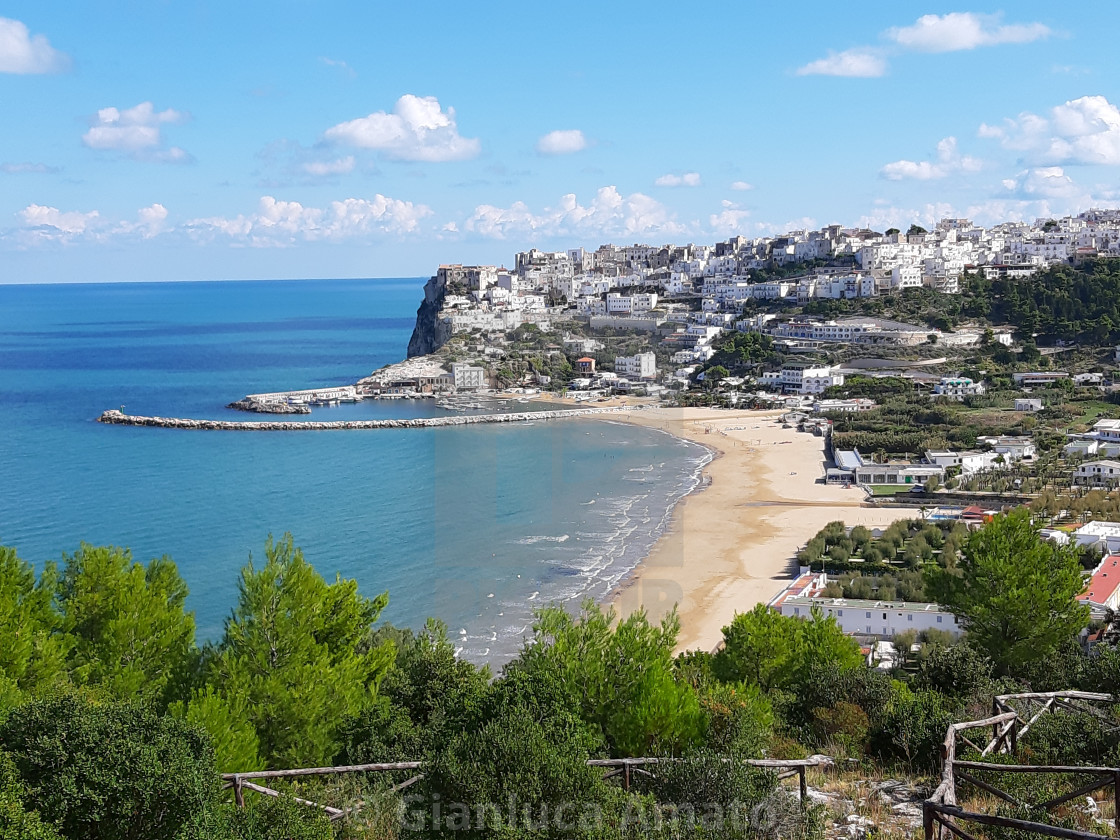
[907,614,913,622]
[865,611,871,619]
[794,607,800,615]
[882,613,887,620]
[936,615,943,623]
[837,609,843,616]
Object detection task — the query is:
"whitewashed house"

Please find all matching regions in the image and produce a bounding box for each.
[1075,460,1120,488]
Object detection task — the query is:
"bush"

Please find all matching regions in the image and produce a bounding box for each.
[871,685,957,772]
[915,643,996,700]
[0,694,217,840]
[0,753,62,840]
[811,702,870,755]
[418,703,621,839]
[177,796,333,840]
[698,682,773,755]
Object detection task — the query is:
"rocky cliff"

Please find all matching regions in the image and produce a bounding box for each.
[407,273,452,358]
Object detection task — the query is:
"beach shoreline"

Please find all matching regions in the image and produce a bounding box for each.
[595,405,924,654]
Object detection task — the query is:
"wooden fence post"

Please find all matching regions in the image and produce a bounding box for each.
[623,763,630,792]
[798,765,807,805]
[234,776,244,809]
[1114,770,1119,836]
[923,802,935,840]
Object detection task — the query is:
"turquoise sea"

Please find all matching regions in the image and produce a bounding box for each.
[0,278,709,662]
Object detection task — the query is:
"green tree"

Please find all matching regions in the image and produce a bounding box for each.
[0,694,217,840]
[512,601,705,757]
[206,534,394,768]
[55,544,196,706]
[713,604,800,691]
[713,604,862,692]
[0,547,70,712]
[925,510,1089,673]
[336,619,490,764]
[169,686,264,773]
[704,365,729,388]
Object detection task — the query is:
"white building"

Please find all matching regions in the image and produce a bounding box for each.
[615,352,657,380]
[1091,419,1120,443]
[1074,461,1120,488]
[933,377,985,401]
[779,362,844,394]
[451,363,487,390]
[1073,521,1120,554]
[853,461,944,487]
[815,398,876,413]
[925,450,1001,475]
[769,571,962,640]
[976,436,1037,462]
[1015,398,1043,412]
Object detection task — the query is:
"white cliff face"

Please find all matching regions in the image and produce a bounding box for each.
[407,273,453,358]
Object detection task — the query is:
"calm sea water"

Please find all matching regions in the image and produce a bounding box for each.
[0,278,708,662]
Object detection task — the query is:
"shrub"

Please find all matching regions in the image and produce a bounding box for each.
[915,643,996,700]
[0,753,62,840]
[418,703,621,839]
[0,694,217,840]
[871,685,957,772]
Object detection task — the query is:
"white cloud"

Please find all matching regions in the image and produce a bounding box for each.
[324,95,480,162]
[800,12,1049,79]
[730,181,753,191]
[465,186,686,240]
[319,57,355,78]
[887,13,1050,53]
[654,172,701,188]
[536,129,587,155]
[857,202,957,232]
[1000,167,1087,203]
[113,204,169,239]
[185,195,432,246]
[82,102,191,162]
[709,200,750,234]
[301,156,355,177]
[18,204,100,239]
[796,49,887,78]
[981,96,1120,166]
[880,136,982,180]
[0,17,68,74]
[1,162,58,174]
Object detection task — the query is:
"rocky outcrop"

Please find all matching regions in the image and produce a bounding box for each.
[406,273,452,358]
[98,406,637,431]
[226,398,311,414]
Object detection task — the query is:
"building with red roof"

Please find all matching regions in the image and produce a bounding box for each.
[1079,554,1120,611]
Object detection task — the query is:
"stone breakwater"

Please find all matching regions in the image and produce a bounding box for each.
[96,407,637,431]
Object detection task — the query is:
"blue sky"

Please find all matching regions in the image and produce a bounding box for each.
[2,1,1119,282]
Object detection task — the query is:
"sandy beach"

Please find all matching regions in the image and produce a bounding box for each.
[600,406,923,653]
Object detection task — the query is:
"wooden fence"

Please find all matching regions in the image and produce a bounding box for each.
[924,690,1119,840]
[221,756,828,824]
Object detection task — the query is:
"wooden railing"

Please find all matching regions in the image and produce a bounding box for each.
[924,691,1119,840]
[221,756,829,823]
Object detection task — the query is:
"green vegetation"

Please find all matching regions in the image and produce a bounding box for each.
[0,516,1114,838]
[827,391,1025,458]
[697,331,780,376]
[799,519,969,577]
[925,509,1090,673]
[969,258,1120,344]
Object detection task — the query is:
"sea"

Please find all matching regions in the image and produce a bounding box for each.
[0,278,710,663]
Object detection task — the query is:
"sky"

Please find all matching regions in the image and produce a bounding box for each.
[2,1,1120,282]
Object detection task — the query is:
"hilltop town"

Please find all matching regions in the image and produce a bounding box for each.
[396,210,1119,398]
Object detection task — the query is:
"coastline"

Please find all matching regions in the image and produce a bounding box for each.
[601,406,924,654]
